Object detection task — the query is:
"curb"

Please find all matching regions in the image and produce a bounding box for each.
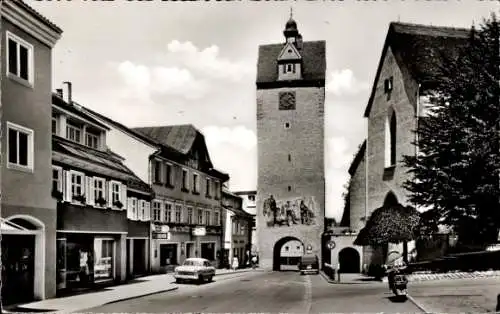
[320,270,336,284]
[103,286,179,306]
[407,294,431,313]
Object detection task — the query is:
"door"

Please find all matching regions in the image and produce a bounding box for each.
[2,235,35,305]
[186,243,194,259]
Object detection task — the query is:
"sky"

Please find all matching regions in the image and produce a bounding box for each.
[30,0,497,222]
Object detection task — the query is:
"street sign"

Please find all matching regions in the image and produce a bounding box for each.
[327,240,336,250]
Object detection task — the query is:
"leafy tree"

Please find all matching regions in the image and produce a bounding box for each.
[402,13,500,246]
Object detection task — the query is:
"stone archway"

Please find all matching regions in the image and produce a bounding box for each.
[338,247,360,273]
[2,215,45,303]
[272,236,304,271]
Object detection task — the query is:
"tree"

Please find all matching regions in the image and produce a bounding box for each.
[402,13,500,246]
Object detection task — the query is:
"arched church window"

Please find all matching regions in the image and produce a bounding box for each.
[385,108,397,167]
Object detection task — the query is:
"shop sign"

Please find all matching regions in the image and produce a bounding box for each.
[154,225,169,233]
[153,232,170,240]
[193,227,206,236]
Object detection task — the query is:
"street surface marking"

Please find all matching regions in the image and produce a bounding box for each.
[304,275,312,314]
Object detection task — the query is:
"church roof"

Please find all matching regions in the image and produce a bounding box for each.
[256,40,326,85]
[348,140,367,176]
[363,22,470,117]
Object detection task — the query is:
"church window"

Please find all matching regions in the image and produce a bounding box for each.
[384,109,397,167]
[384,77,393,93]
[287,64,292,72]
[288,154,291,162]
[284,122,290,129]
[287,185,291,192]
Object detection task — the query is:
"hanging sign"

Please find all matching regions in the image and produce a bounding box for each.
[193,227,206,236]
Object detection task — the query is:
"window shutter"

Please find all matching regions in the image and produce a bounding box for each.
[88,177,95,206]
[121,183,127,211]
[107,181,112,208]
[64,171,72,202]
[145,202,151,221]
[85,176,91,205]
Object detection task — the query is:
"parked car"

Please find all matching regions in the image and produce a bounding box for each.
[174,258,216,284]
[298,254,319,275]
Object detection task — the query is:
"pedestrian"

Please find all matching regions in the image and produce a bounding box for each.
[232,257,239,271]
[251,255,258,269]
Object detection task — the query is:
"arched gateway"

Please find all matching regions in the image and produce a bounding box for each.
[273,237,304,271]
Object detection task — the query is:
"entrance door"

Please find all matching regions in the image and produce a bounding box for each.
[2,235,35,305]
[186,243,194,258]
[160,244,178,266]
[133,240,146,275]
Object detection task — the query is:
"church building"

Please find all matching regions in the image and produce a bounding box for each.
[347,22,470,269]
[256,14,326,270]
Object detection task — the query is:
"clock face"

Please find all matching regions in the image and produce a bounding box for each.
[279,92,296,110]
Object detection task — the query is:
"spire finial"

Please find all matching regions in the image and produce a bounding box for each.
[290,7,293,19]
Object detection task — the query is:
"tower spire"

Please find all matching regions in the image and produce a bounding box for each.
[290,7,293,19]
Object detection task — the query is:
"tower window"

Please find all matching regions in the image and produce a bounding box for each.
[288,154,291,162]
[284,122,290,129]
[385,109,397,167]
[384,77,393,93]
[287,185,291,192]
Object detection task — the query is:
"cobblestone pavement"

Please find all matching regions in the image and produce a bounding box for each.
[382,270,500,282]
[409,276,500,313]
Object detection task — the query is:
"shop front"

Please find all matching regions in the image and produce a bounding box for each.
[57,203,127,293]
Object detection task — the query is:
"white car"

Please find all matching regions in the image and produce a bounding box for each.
[174,257,216,284]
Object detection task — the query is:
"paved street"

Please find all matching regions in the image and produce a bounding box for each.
[87,270,422,313]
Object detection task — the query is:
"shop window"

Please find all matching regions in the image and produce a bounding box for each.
[94,238,114,281]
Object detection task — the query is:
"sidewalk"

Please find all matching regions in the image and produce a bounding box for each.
[6,268,260,313]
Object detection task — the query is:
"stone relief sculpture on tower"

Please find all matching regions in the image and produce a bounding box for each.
[263,195,318,227]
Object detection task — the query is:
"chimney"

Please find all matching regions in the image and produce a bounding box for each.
[62,81,72,104]
[56,88,63,98]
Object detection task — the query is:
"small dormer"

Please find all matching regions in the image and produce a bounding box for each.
[278,12,303,81]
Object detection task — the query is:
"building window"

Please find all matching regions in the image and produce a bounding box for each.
[214,211,220,226]
[384,76,394,93]
[111,182,121,204]
[7,31,33,84]
[284,122,291,129]
[153,201,162,221]
[85,130,100,149]
[52,117,58,135]
[385,109,397,167]
[206,178,211,197]
[288,154,291,162]
[213,181,220,199]
[7,122,34,171]
[248,195,255,202]
[128,197,138,220]
[175,204,182,223]
[198,209,203,225]
[182,169,189,191]
[187,207,193,224]
[70,171,84,200]
[288,185,291,192]
[165,163,173,186]
[153,160,162,184]
[94,178,105,206]
[139,200,146,221]
[52,167,62,192]
[192,173,199,194]
[66,122,82,143]
[164,202,172,222]
[205,211,211,226]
